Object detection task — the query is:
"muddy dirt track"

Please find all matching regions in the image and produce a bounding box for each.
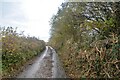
[16,46,66,78]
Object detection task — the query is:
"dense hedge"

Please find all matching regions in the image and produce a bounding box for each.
[49,2,120,78]
[1,27,46,77]
[57,35,119,78]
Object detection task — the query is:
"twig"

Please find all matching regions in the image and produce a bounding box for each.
[103,69,111,78]
[115,64,119,70]
[106,60,120,64]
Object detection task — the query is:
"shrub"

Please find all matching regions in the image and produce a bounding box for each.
[1,27,46,77]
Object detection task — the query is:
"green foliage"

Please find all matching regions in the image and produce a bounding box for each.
[49,2,120,78]
[1,26,46,77]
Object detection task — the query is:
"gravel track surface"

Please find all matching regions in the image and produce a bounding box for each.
[16,46,66,78]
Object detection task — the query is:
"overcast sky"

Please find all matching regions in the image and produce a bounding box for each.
[0,0,65,42]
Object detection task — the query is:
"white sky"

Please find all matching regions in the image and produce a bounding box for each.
[0,0,65,42]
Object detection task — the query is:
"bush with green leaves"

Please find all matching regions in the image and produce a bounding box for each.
[1,27,46,77]
[49,2,120,78]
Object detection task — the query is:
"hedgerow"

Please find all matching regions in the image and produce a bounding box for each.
[1,27,46,77]
[49,2,120,78]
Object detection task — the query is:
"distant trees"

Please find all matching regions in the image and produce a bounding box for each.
[1,26,46,77]
[49,2,120,78]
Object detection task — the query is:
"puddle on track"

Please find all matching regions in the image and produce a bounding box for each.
[17,46,48,78]
[17,46,66,78]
